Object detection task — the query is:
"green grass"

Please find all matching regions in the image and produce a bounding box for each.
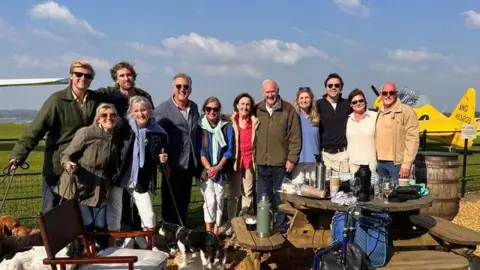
[1,123,479,227]
[0,123,205,227]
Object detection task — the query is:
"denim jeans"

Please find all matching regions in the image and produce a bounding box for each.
[376,161,401,184]
[80,203,107,231]
[257,166,286,227]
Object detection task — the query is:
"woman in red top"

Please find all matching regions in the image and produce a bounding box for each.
[227,93,259,234]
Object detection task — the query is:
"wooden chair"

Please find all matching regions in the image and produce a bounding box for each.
[37,199,168,270]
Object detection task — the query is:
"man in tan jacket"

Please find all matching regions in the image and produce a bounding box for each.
[375,82,420,183]
[255,79,301,230]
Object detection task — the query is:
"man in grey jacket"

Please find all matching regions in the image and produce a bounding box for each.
[153,73,201,225]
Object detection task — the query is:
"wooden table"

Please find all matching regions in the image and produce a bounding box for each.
[231,216,285,270]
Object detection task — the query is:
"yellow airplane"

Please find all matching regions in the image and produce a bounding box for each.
[372,86,478,149]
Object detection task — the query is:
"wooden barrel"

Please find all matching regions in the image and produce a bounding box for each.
[414,151,460,221]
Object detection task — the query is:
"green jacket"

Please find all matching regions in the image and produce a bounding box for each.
[255,97,301,166]
[10,86,101,185]
[96,86,153,118]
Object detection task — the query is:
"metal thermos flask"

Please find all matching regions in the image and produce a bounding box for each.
[256,194,272,238]
[315,154,327,190]
[355,164,372,202]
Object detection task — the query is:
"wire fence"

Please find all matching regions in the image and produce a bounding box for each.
[1,130,480,227]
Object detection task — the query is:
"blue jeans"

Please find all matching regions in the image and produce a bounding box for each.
[80,204,107,231]
[376,161,401,184]
[257,166,286,227]
[41,176,61,213]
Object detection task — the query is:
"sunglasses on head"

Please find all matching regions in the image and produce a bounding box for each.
[100,113,117,118]
[327,83,340,89]
[205,107,220,113]
[175,84,190,90]
[351,99,365,105]
[72,72,93,80]
[381,91,396,96]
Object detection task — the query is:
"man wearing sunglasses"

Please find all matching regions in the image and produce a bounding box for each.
[153,73,201,226]
[8,60,101,212]
[316,73,351,172]
[96,62,154,235]
[375,82,419,183]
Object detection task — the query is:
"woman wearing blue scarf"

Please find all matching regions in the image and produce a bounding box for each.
[108,96,168,244]
[199,97,234,235]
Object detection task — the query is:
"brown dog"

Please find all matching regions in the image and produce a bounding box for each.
[0,215,32,237]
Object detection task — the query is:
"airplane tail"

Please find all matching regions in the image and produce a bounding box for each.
[448,88,476,125]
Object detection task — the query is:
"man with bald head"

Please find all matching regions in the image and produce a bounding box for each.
[375,82,419,183]
[255,79,301,230]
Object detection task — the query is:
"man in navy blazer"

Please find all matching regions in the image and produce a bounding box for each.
[154,73,201,225]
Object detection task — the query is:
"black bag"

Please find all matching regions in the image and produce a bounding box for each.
[317,242,376,270]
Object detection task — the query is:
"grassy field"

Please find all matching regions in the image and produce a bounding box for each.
[0,123,479,228]
[0,123,205,227]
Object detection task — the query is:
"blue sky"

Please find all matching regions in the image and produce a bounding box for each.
[1,0,480,112]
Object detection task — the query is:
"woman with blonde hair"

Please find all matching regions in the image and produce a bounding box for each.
[199,96,234,234]
[60,103,120,241]
[291,87,321,186]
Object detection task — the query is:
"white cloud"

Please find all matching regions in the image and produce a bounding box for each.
[462,10,480,28]
[342,39,366,50]
[370,62,429,74]
[29,1,106,37]
[129,32,334,78]
[28,27,65,42]
[12,53,110,71]
[291,26,308,36]
[333,0,370,17]
[0,18,26,44]
[452,65,480,75]
[388,48,448,62]
[127,42,171,56]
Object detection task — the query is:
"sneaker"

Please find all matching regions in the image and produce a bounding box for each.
[225,225,233,236]
[122,237,135,249]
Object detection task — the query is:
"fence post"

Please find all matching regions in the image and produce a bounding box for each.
[460,138,468,197]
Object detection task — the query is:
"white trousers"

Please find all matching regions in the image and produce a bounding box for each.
[107,186,156,230]
[199,179,224,226]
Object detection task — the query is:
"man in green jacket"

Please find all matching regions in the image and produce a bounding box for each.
[255,79,301,231]
[96,62,154,235]
[8,60,101,212]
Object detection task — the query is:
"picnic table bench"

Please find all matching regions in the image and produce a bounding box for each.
[231,216,285,270]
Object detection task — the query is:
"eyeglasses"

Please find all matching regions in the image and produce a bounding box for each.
[72,72,94,80]
[205,107,220,113]
[175,84,190,90]
[351,99,365,105]
[327,83,340,89]
[100,113,117,118]
[381,91,396,96]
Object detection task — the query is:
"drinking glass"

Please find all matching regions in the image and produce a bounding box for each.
[349,176,361,197]
[382,177,394,204]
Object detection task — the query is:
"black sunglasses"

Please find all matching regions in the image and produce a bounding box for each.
[381,91,396,96]
[327,83,340,89]
[175,84,190,90]
[351,99,365,105]
[72,71,94,80]
[100,113,117,118]
[205,107,220,113]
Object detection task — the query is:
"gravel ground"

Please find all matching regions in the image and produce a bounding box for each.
[164,193,480,269]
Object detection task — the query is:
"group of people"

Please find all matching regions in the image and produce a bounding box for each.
[7,59,420,246]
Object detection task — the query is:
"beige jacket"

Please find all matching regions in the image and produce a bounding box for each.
[376,99,420,169]
[230,112,260,171]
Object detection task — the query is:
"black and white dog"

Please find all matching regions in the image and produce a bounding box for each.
[158,222,226,269]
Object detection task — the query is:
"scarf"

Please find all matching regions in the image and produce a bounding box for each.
[128,118,147,186]
[200,116,227,165]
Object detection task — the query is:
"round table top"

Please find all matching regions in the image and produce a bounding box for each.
[281,192,433,212]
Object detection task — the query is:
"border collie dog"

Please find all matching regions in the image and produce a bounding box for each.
[158,222,226,269]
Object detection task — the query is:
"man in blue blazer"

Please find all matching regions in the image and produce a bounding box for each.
[154,73,201,225]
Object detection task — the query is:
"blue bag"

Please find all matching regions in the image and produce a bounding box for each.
[353,212,389,267]
[330,211,346,243]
